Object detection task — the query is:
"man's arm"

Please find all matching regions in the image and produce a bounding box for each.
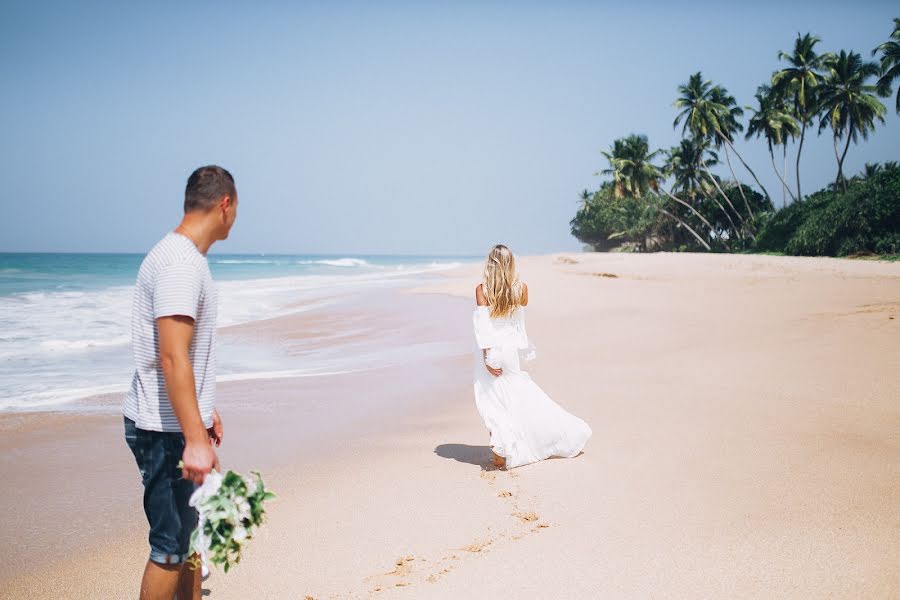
[158,315,217,484]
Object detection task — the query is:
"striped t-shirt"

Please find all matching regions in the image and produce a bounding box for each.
[123,232,218,432]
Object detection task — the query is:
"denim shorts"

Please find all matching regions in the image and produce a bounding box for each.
[124,417,198,565]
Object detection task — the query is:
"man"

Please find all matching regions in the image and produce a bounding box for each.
[123,165,238,600]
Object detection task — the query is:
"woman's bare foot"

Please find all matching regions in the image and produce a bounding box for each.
[491,453,506,469]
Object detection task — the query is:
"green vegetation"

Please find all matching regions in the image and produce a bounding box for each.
[754,164,900,256]
[571,18,899,257]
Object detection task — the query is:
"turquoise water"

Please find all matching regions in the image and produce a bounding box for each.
[0,252,476,411]
[0,253,475,296]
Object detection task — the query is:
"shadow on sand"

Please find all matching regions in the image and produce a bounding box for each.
[434,443,495,469]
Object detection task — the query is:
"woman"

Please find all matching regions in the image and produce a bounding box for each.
[473,244,592,469]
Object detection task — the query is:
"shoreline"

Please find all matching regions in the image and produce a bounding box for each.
[0,258,475,414]
[2,252,899,599]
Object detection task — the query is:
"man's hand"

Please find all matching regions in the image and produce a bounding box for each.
[208,409,223,447]
[182,440,218,485]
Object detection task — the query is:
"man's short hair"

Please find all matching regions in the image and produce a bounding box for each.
[184,166,236,213]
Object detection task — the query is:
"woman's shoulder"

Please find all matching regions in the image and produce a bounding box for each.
[475,283,488,306]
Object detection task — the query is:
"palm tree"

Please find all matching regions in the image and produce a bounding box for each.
[598,135,663,199]
[745,84,800,204]
[673,73,755,231]
[873,18,900,114]
[578,189,592,211]
[708,85,756,219]
[773,33,824,201]
[712,85,774,216]
[847,162,883,186]
[884,160,899,171]
[817,50,886,191]
[662,139,720,237]
[665,138,719,200]
[860,162,882,181]
[596,135,713,251]
[673,74,771,211]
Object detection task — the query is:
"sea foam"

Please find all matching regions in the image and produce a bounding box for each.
[0,256,469,411]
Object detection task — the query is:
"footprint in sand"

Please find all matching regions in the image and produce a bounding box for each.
[385,556,416,577]
[364,470,536,595]
[514,511,539,523]
[459,539,493,553]
[366,556,419,593]
[426,566,454,584]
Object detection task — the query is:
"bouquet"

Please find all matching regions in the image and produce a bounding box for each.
[187,468,276,573]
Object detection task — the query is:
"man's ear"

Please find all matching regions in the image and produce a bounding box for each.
[217,196,231,223]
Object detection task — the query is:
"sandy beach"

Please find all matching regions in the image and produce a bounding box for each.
[1,253,899,599]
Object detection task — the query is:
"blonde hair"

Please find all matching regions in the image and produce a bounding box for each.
[482,244,523,318]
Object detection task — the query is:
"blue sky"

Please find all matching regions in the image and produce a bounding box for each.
[1,1,897,254]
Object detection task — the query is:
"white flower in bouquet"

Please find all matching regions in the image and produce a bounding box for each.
[187,468,276,573]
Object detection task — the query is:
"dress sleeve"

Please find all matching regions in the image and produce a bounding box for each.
[473,308,496,349]
[514,309,537,361]
[515,308,530,349]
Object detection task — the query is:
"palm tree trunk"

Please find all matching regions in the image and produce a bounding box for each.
[832,134,843,191]
[659,208,712,251]
[770,144,797,204]
[701,161,743,239]
[783,145,789,205]
[702,161,744,223]
[838,131,853,193]
[720,140,754,220]
[720,133,771,206]
[796,120,806,201]
[662,188,716,234]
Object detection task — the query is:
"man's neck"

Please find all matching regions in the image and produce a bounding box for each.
[174,216,217,255]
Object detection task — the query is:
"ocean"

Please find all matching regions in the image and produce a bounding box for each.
[0,252,474,412]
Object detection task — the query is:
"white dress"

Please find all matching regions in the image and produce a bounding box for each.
[473,305,592,468]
